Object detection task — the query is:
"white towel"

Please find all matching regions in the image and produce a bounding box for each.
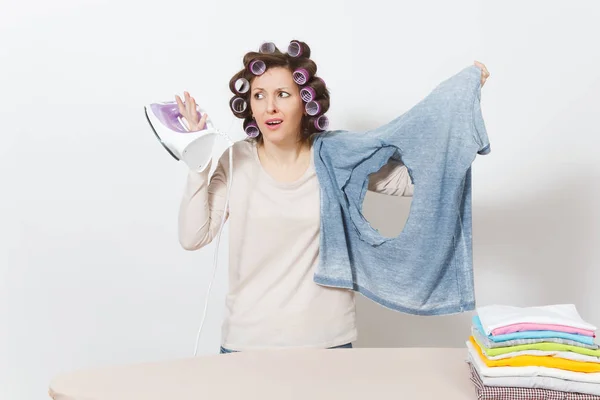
[467,356,600,396]
[476,304,597,335]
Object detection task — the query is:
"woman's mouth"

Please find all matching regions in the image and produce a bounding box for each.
[265,119,283,130]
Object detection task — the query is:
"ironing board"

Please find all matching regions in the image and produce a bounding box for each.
[48,347,476,399]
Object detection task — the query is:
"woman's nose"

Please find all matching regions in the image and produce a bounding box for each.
[266,98,278,113]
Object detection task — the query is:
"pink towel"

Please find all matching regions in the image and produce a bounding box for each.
[492,322,596,337]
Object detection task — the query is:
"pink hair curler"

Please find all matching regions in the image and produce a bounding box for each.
[300,86,316,102]
[293,68,309,85]
[244,120,260,138]
[305,100,323,116]
[249,59,266,75]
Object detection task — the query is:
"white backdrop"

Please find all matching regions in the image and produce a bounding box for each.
[2,0,600,398]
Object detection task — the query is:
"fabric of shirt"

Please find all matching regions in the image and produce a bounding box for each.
[178,139,413,351]
[477,304,597,335]
[473,316,596,346]
[482,348,600,363]
[469,336,600,373]
[472,325,600,353]
[468,361,600,397]
[492,322,595,338]
[311,64,490,316]
[472,330,600,360]
[467,362,600,399]
[466,340,600,384]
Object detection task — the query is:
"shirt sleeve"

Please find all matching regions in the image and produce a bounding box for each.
[367,159,414,197]
[177,154,230,251]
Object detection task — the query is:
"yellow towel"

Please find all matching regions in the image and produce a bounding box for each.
[469,336,600,373]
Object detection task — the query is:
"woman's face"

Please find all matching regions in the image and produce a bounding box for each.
[250,67,305,144]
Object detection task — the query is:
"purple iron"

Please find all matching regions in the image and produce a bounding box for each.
[144,101,229,172]
[145,96,237,358]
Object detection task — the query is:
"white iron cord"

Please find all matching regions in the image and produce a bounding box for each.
[193,119,235,357]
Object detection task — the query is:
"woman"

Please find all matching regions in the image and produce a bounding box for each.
[176,40,490,354]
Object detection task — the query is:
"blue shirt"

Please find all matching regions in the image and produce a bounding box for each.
[312,65,490,315]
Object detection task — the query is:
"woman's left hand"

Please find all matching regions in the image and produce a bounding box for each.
[474,61,490,87]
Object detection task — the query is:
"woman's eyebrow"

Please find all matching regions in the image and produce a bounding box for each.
[253,87,290,91]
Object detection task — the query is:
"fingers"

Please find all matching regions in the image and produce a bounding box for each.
[190,97,197,123]
[184,91,192,118]
[175,91,197,118]
[175,94,185,115]
[198,112,208,130]
[474,60,490,77]
[175,91,206,129]
[474,60,490,87]
[184,91,200,124]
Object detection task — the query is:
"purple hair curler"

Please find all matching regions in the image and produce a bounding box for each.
[314,115,329,131]
[305,100,322,116]
[293,68,309,85]
[234,77,250,94]
[259,42,276,53]
[230,97,247,114]
[287,41,302,57]
[287,40,310,58]
[244,120,260,138]
[300,86,316,102]
[249,59,266,75]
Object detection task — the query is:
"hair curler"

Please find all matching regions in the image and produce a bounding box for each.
[259,41,276,53]
[244,120,260,138]
[305,100,324,116]
[234,77,250,94]
[287,40,310,58]
[249,59,266,75]
[313,114,329,131]
[292,68,310,85]
[300,86,316,102]
[230,96,247,114]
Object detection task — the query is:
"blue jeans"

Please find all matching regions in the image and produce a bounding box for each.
[220,342,352,354]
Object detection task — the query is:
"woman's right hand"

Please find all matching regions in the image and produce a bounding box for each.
[175,91,208,131]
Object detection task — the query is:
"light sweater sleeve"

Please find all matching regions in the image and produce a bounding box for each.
[178,154,230,251]
[367,159,414,197]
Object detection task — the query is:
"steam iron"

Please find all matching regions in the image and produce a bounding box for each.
[144,101,219,172]
[145,99,235,357]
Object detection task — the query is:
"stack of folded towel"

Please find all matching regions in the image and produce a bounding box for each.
[466,304,600,399]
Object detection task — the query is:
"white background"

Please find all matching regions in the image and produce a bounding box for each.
[2,0,599,398]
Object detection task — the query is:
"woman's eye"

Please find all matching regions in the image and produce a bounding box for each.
[253,92,289,99]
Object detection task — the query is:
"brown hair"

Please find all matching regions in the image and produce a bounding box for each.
[228,40,330,145]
